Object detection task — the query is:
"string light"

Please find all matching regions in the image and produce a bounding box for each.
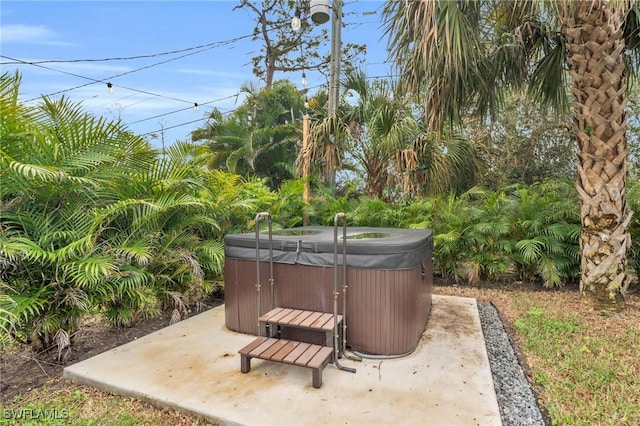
[107,82,113,94]
[291,9,302,31]
[194,102,199,111]
[301,71,307,87]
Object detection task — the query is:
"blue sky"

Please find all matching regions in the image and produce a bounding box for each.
[1,0,390,148]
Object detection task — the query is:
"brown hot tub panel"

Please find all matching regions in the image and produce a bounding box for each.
[224,226,433,356]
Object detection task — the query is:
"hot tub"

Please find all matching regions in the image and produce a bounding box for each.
[224,226,433,356]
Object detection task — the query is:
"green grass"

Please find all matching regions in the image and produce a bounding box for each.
[512,296,640,426]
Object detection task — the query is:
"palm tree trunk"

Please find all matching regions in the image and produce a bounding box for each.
[560,0,631,311]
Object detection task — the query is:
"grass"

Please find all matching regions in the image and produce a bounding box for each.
[439,284,640,426]
[2,283,638,426]
[0,382,214,426]
[511,294,640,425]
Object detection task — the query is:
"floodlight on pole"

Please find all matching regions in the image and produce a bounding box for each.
[296,0,342,198]
[310,0,330,24]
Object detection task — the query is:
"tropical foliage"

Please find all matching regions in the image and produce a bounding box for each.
[337,181,582,287]
[2,65,638,352]
[192,80,303,190]
[2,0,639,350]
[0,73,266,350]
[382,0,640,311]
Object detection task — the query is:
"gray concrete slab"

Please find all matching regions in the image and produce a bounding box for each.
[63,295,501,425]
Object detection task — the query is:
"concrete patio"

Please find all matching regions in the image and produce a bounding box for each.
[63,294,502,425]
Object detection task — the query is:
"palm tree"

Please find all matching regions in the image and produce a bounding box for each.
[0,72,243,348]
[339,70,421,197]
[307,69,481,198]
[383,0,640,311]
[0,73,159,346]
[192,80,302,189]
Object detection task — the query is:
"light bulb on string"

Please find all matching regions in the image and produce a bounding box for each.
[301,72,307,87]
[107,82,113,94]
[291,9,301,31]
[194,102,199,111]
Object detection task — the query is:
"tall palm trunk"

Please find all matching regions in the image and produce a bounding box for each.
[560,1,631,310]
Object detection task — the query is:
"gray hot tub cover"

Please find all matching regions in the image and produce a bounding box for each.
[224,226,433,270]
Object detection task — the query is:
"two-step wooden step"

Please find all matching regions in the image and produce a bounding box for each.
[238,308,342,388]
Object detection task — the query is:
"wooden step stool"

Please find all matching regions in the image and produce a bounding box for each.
[238,308,342,388]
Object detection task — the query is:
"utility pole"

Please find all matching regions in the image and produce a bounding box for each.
[302,112,310,225]
[327,0,342,195]
[301,0,342,196]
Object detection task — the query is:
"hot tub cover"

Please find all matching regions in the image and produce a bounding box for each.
[224,226,432,270]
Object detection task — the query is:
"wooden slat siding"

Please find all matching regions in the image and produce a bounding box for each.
[233,260,271,335]
[307,346,334,369]
[268,308,293,323]
[392,272,409,354]
[226,258,433,356]
[238,337,268,356]
[298,311,323,327]
[224,261,239,332]
[248,338,279,357]
[280,309,305,324]
[348,268,426,355]
[311,313,333,330]
[320,314,342,331]
[271,340,300,362]
[261,339,292,359]
[283,342,311,363]
[258,307,285,322]
[293,345,322,367]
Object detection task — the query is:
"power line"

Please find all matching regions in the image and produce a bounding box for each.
[140,117,211,137]
[137,81,331,138]
[128,94,241,125]
[0,38,251,65]
[3,32,254,103]
[3,54,201,105]
[2,54,194,104]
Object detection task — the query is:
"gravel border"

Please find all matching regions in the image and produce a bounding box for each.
[477,301,547,426]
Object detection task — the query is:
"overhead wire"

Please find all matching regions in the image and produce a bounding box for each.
[0,39,247,65]
[2,32,254,103]
[2,53,206,104]
[129,93,240,125]
[137,81,328,138]
[5,8,389,141]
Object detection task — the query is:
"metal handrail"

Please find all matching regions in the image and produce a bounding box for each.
[255,212,273,335]
[333,213,359,373]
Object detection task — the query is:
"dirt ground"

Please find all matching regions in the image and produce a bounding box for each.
[0,298,223,404]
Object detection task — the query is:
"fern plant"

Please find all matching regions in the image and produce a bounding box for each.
[509,181,580,287]
[0,73,243,348]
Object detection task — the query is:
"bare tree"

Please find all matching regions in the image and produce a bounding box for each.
[234,0,365,88]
